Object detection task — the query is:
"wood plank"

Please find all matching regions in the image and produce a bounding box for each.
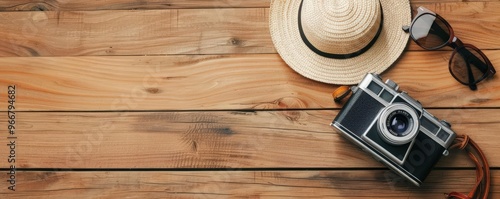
[0,2,499,57]
[0,0,271,11]
[0,0,497,11]
[0,110,497,169]
[0,8,272,57]
[0,170,498,198]
[0,52,499,111]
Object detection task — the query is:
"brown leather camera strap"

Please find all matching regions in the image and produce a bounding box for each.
[332,86,352,103]
[446,135,491,199]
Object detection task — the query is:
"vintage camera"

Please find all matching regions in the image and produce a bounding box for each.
[331,73,456,186]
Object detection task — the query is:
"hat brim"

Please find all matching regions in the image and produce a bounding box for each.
[270,0,411,85]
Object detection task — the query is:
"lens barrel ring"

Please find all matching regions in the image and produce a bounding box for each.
[378,103,420,145]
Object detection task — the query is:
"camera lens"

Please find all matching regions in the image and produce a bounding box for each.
[378,103,420,145]
[387,111,411,136]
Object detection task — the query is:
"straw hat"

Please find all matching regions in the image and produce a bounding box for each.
[270,0,411,85]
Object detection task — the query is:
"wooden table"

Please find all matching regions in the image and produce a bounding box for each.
[0,0,498,198]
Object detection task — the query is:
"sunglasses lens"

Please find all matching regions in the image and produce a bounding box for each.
[411,14,451,49]
[450,46,489,84]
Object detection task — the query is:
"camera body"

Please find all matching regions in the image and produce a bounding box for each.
[331,73,456,186]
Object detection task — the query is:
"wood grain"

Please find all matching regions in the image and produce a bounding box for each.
[0,2,498,57]
[0,52,498,111]
[0,0,271,11]
[0,8,271,56]
[0,0,497,11]
[0,110,497,169]
[0,170,498,198]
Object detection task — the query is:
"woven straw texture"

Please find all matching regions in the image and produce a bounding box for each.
[270,0,411,85]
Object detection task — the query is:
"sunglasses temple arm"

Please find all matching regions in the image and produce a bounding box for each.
[431,22,451,43]
[456,46,489,74]
[432,21,489,74]
[431,19,487,73]
[465,58,478,90]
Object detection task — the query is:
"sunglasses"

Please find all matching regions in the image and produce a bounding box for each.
[403,6,495,90]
